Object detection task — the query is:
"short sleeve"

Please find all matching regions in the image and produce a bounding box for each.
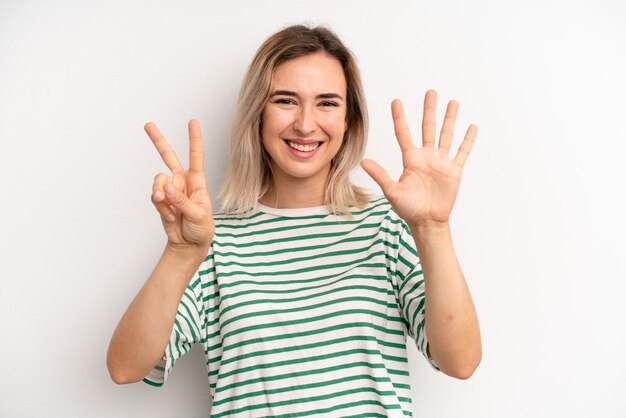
[386,209,441,372]
[142,268,208,387]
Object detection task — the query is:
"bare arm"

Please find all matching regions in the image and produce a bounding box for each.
[106,120,214,384]
[361,90,481,379]
[409,221,481,379]
[106,244,208,384]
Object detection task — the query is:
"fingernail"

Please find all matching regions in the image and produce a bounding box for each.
[166,184,175,196]
[166,214,176,222]
[154,190,163,200]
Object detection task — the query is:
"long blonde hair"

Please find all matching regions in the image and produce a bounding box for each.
[218,24,370,215]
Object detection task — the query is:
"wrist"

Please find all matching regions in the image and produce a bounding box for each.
[408,220,452,246]
[163,242,209,263]
[408,219,450,233]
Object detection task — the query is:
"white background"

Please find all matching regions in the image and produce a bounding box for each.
[1,0,625,417]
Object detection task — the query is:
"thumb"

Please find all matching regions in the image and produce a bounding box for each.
[164,183,205,222]
[361,159,395,194]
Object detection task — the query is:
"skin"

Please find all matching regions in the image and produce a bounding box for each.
[259,53,347,208]
[361,91,482,378]
[106,55,481,384]
[106,120,214,384]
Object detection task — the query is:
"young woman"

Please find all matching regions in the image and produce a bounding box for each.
[107,25,481,416]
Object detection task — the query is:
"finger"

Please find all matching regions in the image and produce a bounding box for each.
[152,198,177,223]
[391,99,414,153]
[422,89,437,148]
[154,175,184,213]
[164,183,205,222]
[188,119,205,174]
[151,172,171,203]
[172,172,187,196]
[360,159,396,195]
[144,122,184,174]
[439,100,459,155]
[454,124,478,167]
[152,173,176,222]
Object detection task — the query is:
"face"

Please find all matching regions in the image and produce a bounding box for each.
[261,53,347,188]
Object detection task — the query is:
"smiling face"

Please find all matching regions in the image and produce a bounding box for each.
[261,53,348,192]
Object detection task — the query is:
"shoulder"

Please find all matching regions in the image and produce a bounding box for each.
[358,196,414,245]
[348,195,390,216]
[212,208,266,228]
[354,195,404,222]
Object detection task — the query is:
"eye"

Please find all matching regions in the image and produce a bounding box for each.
[273,98,295,105]
[319,101,339,107]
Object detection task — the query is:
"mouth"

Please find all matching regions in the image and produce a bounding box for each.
[285,140,322,152]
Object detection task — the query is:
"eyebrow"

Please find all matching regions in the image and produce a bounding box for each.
[270,90,345,101]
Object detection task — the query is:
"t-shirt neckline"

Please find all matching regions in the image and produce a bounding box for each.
[254,202,332,217]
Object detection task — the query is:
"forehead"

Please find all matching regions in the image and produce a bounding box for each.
[271,53,346,95]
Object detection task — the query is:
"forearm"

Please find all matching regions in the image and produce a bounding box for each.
[106,244,208,384]
[409,221,481,379]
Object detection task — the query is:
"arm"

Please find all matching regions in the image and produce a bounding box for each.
[106,244,208,384]
[409,221,481,379]
[362,90,481,379]
[106,120,214,384]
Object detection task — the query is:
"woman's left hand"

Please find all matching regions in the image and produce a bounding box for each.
[361,89,477,227]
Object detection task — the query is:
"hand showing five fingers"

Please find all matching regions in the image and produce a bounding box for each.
[145,119,214,249]
[361,90,477,227]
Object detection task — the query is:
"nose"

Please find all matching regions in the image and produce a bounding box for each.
[292,105,316,135]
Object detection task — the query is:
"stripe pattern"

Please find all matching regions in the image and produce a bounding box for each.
[144,196,439,417]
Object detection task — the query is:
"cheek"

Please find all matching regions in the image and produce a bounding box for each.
[320,113,347,136]
[261,112,279,141]
[263,111,293,138]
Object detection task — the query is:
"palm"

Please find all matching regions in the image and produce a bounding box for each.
[362,90,476,226]
[391,146,462,223]
[145,119,215,248]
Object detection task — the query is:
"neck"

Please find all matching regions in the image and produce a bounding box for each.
[259,167,330,209]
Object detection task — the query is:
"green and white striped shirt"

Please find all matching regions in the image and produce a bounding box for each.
[144,196,439,417]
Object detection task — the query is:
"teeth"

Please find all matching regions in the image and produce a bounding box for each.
[287,141,320,152]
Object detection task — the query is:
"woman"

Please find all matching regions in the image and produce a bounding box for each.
[107,25,481,416]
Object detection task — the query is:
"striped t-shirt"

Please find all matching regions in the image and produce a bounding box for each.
[144,196,440,417]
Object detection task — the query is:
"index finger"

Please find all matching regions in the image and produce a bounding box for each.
[187,119,204,174]
[144,122,184,174]
[391,99,415,153]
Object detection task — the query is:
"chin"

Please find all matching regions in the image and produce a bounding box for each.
[273,162,330,182]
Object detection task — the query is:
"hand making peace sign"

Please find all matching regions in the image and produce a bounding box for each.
[144,119,214,248]
[361,90,477,227]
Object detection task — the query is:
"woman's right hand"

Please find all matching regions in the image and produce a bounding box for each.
[144,119,214,250]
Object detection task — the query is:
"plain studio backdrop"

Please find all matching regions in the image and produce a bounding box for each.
[1,0,625,417]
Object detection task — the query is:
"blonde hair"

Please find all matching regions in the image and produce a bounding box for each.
[218,24,370,215]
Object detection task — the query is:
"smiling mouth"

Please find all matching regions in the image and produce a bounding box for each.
[286,140,321,152]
